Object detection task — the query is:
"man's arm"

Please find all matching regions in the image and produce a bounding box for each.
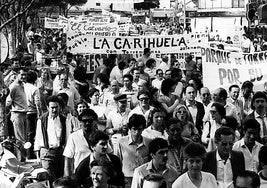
[64,157,74,177]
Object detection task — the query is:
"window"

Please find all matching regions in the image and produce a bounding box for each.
[232,0,245,8]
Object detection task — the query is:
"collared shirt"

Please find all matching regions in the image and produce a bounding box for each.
[114,135,150,177]
[240,95,253,116]
[6,80,28,112]
[254,111,267,137]
[63,129,91,170]
[142,126,169,140]
[34,115,62,151]
[128,105,154,123]
[152,78,163,90]
[131,160,178,188]
[216,150,233,187]
[185,100,197,125]
[107,108,130,130]
[232,138,263,172]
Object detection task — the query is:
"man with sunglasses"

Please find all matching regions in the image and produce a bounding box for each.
[203,126,245,188]
[131,138,178,188]
[63,108,98,176]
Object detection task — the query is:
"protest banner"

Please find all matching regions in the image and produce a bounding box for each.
[67,34,206,54]
[202,47,267,91]
[44,17,62,29]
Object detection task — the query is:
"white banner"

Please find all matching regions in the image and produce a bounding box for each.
[202,47,267,91]
[67,34,207,54]
[44,17,61,29]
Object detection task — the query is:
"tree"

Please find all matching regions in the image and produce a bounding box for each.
[134,0,160,10]
[0,0,86,57]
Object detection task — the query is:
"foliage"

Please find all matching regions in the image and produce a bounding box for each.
[134,0,160,10]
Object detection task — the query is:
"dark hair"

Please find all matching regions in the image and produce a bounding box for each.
[53,176,78,188]
[123,74,133,82]
[146,58,156,68]
[166,118,182,130]
[211,102,226,117]
[57,92,69,105]
[118,61,126,70]
[128,114,146,130]
[97,73,110,87]
[137,89,151,100]
[161,78,176,96]
[236,170,260,188]
[259,145,267,165]
[88,88,100,98]
[156,69,163,75]
[241,81,253,90]
[76,100,89,109]
[26,70,37,84]
[78,109,98,121]
[214,126,235,143]
[183,142,206,160]
[89,130,109,147]
[144,48,150,54]
[243,118,260,132]
[147,108,165,127]
[90,159,115,179]
[170,68,182,79]
[229,84,240,92]
[217,88,228,100]
[222,116,238,131]
[149,138,168,155]
[185,85,196,94]
[251,91,267,110]
[47,95,61,105]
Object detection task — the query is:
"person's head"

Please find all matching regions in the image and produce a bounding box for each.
[251,91,267,114]
[229,84,240,101]
[173,104,190,123]
[78,109,98,134]
[144,48,151,57]
[76,100,89,115]
[156,69,164,80]
[185,85,196,102]
[241,81,253,99]
[227,36,231,41]
[88,88,100,105]
[47,96,61,118]
[166,118,183,142]
[183,142,206,175]
[90,160,114,188]
[149,138,169,166]
[40,68,51,80]
[259,145,267,168]
[128,114,146,141]
[109,80,119,94]
[17,67,28,83]
[213,87,228,103]
[161,78,177,96]
[12,59,20,69]
[89,131,109,155]
[137,79,147,91]
[114,94,127,112]
[200,87,211,104]
[53,176,78,188]
[243,119,260,146]
[148,108,165,129]
[162,55,168,63]
[137,61,145,73]
[151,87,159,101]
[146,58,156,69]
[26,70,37,84]
[214,126,235,159]
[185,55,193,62]
[59,73,68,88]
[128,58,137,68]
[96,73,109,87]
[235,170,260,188]
[66,52,73,62]
[123,74,133,89]
[165,69,172,79]
[57,92,69,108]
[137,90,150,109]
[132,68,140,81]
[210,102,226,123]
[221,116,238,131]
[171,68,183,82]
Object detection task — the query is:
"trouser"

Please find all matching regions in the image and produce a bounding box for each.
[40,147,64,182]
[10,112,27,162]
[26,113,37,159]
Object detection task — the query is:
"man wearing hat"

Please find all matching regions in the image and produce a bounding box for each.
[106,93,131,137]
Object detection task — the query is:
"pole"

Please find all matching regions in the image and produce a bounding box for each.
[183,0,186,32]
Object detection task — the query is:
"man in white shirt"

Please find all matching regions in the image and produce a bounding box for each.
[34,96,66,181]
[152,69,164,90]
[233,119,263,172]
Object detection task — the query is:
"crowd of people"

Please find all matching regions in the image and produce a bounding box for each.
[1,25,267,188]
